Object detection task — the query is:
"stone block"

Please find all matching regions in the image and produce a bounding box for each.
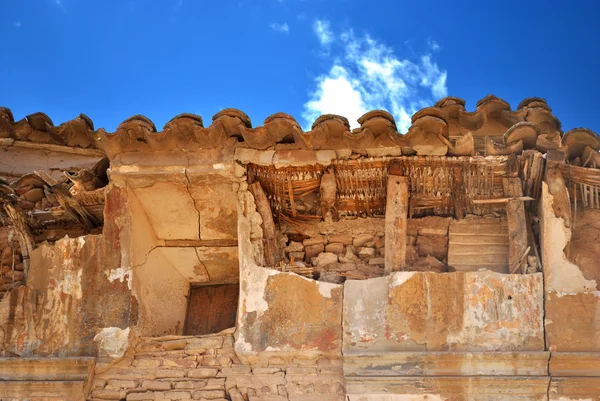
[304,243,324,261]
[368,257,385,265]
[353,234,374,248]
[188,368,219,378]
[187,336,224,350]
[285,241,304,252]
[288,251,305,261]
[192,390,226,399]
[325,243,344,254]
[174,381,208,389]
[160,391,192,399]
[303,237,327,247]
[358,247,375,259]
[127,392,155,401]
[314,252,339,267]
[252,367,282,375]
[162,358,198,369]
[142,380,172,391]
[328,234,353,245]
[286,367,317,375]
[218,366,252,376]
[93,389,127,400]
[417,235,448,260]
[156,369,186,378]
[161,339,188,351]
[106,379,137,389]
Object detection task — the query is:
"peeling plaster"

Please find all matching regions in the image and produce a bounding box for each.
[540,182,597,293]
[93,327,131,359]
[104,267,132,290]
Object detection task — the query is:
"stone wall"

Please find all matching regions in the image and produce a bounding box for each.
[278,216,452,283]
[0,227,24,297]
[90,331,344,401]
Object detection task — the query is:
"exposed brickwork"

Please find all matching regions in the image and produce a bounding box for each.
[90,332,344,401]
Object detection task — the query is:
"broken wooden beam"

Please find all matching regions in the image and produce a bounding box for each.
[384,175,409,274]
[471,196,535,204]
[249,181,280,267]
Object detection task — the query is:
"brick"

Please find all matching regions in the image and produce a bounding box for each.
[127,392,155,400]
[106,379,137,389]
[188,368,219,378]
[92,389,126,400]
[304,243,324,261]
[142,380,172,391]
[156,369,186,378]
[192,390,226,399]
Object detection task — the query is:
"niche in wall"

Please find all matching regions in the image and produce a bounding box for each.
[183,283,239,335]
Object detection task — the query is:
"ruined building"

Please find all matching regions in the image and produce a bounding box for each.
[0,95,599,400]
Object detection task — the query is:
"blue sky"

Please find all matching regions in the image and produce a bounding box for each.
[1,0,599,133]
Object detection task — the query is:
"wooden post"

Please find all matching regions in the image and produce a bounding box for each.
[453,166,464,219]
[385,175,409,274]
[503,177,528,274]
[249,181,280,267]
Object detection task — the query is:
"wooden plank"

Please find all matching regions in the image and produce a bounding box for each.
[503,177,528,274]
[450,223,508,235]
[449,237,509,245]
[449,253,509,265]
[384,175,409,274]
[448,244,510,256]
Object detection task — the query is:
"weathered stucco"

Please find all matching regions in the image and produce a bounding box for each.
[235,186,343,360]
[344,271,544,352]
[540,182,597,294]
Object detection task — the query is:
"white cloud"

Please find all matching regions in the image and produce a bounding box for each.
[303,27,447,133]
[313,20,333,46]
[428,38,440,52]
[13,21,21,28]
[270,22,289,33]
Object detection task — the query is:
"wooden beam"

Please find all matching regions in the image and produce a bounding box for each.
[249,181,280,267]
[503,177,529,274]
[472,196,535,204]
[384,175,409,274]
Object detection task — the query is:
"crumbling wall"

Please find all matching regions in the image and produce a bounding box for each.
[0,184,138,356]
[540,180,600,352]
[235,174,343,363]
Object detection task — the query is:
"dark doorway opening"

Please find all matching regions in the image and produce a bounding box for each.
[183,283,239,335]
